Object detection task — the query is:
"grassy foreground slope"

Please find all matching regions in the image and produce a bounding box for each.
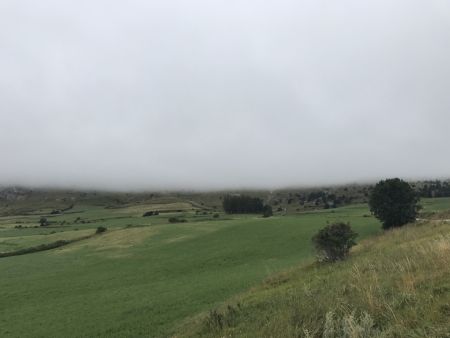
[178,218,450,337]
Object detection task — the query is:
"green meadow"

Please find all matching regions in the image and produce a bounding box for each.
[0,198,449,337]
[179,208,450,337]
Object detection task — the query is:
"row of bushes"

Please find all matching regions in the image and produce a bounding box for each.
[0,238,85,258]
[143,211,160,217]
[0,227,107,258]
[38,216,92,227]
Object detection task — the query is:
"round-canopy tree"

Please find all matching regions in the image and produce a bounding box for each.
[369,178,419,229]
[312,222,358,262]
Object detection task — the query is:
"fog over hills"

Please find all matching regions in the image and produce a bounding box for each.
[1,0,449,190]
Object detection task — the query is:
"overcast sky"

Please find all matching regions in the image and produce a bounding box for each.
[1,0,449,191]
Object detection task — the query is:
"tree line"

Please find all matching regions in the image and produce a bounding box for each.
[418,180,450,198]
[222,195,265,214]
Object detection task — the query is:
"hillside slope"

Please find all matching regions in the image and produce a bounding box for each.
[177,218,450,337]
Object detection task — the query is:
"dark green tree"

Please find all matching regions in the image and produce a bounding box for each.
[369,178,419,229]
[312,222,358,262]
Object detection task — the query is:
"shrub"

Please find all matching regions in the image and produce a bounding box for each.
[39,217,48,227]
[143,211,154,217]
[213,213,220,218]
[369,178,419,229]
[312,222,358,262]
[168,217,187,223]
[262,205,273,218]
[96,226,107,234]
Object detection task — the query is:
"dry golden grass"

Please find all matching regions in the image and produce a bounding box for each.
[55,227,157,255]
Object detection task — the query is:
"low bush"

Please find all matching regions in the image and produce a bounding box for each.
[312,222,358,262]
[168,217,187,223]
[39,217,48,227]
[143,211,154,217]
[96,226,107,234]
[262,205,273,218]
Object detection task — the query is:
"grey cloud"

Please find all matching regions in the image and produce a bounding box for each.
[1,0,449,190]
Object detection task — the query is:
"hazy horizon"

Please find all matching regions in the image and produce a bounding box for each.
[1,1,450,191]
[1,175,449,194]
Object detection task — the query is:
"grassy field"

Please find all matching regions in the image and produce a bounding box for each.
[0,198,449,337]
[178,212,450,337]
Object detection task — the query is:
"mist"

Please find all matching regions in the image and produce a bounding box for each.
[1,0,449,191]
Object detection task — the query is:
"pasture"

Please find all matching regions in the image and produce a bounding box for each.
[0,198,448,337]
